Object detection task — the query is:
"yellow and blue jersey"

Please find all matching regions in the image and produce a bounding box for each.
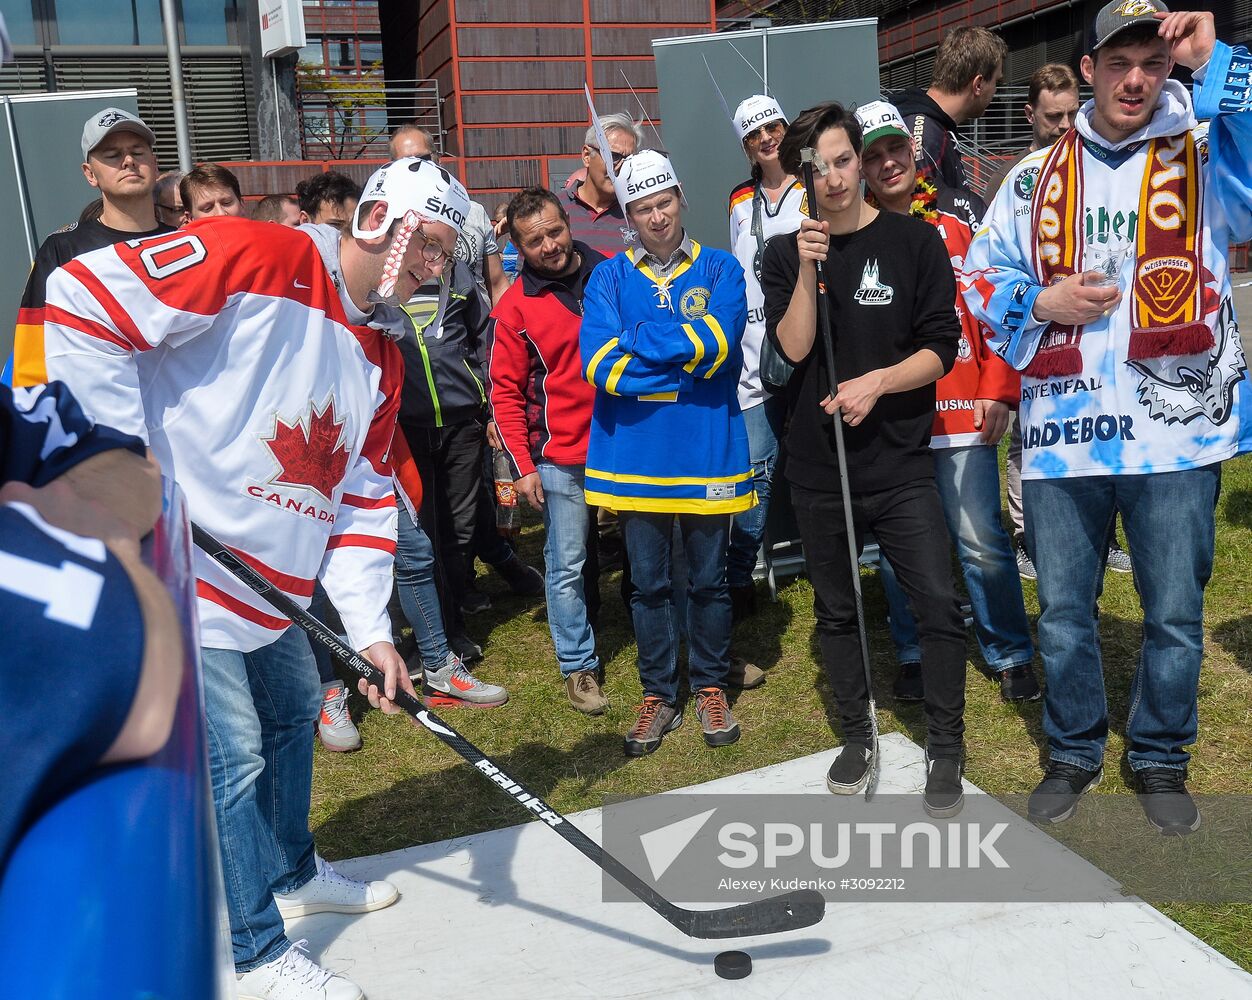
[579,239,755,514]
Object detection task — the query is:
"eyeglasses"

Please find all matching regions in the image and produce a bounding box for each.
[158,203,182,213]
[414,222,450,265]
[744,121,786,145]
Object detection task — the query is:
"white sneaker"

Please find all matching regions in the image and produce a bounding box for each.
[274,854,399,918]
[317,682,361,752]
[236,939,363,1000]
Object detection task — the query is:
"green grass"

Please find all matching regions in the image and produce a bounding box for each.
[312,453,1252,971]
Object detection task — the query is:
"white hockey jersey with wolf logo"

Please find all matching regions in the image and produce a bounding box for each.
[962,41,1252,480]
[42,217,400,652]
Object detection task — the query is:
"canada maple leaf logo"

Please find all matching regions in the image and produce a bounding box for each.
[261,396,351,503]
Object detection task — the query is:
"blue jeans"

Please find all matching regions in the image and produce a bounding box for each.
[395,503,451,669]
[1024,465,1219,772]
[726,396,784,588]
[201,627,321,971]
[537,463,599,676]
[879,445,1033,671]
[620,511,731,704]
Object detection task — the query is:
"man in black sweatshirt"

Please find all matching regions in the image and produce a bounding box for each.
[892,25,1005,229]
[761,102,967,817]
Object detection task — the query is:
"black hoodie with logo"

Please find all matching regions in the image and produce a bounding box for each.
[894,90,970,191]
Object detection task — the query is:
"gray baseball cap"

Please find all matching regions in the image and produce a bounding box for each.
[81,107,156,161]
[1090,0,1168,52]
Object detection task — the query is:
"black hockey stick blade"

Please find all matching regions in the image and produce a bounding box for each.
[679,888,826,939]
[191,522,826,939]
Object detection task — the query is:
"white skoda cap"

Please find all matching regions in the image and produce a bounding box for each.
[353,157,471,239]
[614,149,681,208]
[733,95,787,143]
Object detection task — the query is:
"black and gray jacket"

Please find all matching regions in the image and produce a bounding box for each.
[396,260,489,429]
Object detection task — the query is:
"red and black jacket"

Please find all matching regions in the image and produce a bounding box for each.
[488,241,606,479]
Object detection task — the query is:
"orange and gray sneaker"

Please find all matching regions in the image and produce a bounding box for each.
[624,695,682,757]
[695,687,741,747]
[422,652,508,707]
[318,680,361,752]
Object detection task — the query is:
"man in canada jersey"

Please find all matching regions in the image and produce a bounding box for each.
[40,159,470,1000]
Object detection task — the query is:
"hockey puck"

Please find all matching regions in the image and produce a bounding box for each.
[714,950,752,980]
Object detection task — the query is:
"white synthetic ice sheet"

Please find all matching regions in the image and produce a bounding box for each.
[290,733,1252,999]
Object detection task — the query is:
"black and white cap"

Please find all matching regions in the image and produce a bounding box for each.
[81,107,156,162]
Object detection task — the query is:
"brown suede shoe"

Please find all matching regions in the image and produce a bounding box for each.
[565,670,608,715]
[726,654,765,690]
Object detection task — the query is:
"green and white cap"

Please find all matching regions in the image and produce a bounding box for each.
[854,100,911,151]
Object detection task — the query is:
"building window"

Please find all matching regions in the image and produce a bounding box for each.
[54,0,165,45]
[0,0,38,45]
[182,0,237,46]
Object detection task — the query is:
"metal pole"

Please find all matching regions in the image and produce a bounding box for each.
[160,0,193,171]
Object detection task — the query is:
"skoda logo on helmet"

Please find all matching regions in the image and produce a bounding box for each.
[626,172,674,197]
[424,195,466,229]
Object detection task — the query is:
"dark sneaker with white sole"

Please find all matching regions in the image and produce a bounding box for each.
[826,745,874,794]
[892,661,924,702]
[1015,539,1037,581]
[493,553,544,595]
[999,663,1041,702]
[1136,767,1201,836]
[1028,761,1102,824]
[694,687,741,747]
[624,696,681,757]
[923,755,964,817]
[1106,544,1134,574]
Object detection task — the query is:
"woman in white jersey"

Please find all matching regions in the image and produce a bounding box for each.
[726,95,807,618]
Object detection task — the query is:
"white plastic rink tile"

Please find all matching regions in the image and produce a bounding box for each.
[291,733,1252,1000]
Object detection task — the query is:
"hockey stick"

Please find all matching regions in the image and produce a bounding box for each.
[191,522,825,939]
[799,148,880,800]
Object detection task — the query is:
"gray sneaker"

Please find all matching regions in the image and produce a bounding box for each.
[422,653,508,707]
[694,687,741,747]
[1015,539,1037,581]
[1106,544,1134,574]
[624,696,681,757]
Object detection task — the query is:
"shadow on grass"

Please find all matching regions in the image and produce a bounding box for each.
[1212,614,1252,676]
[1222,487,1252,532]
[316,731,631,860]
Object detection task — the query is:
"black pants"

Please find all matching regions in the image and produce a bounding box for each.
[791,477,966,759]
[404,417,486,636]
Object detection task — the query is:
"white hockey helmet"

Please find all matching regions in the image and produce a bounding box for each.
[354,156,472,304]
